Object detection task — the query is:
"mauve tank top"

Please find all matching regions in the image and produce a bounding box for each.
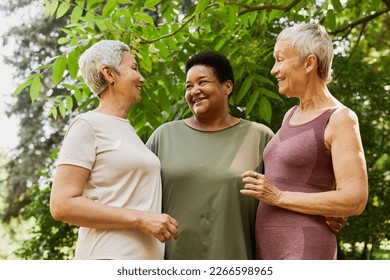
[256,106,337,259]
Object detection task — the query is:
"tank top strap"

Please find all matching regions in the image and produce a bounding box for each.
[320,107,338,126]
[284,106,299,124]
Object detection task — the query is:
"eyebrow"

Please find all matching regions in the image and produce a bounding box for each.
[186,75,209,83]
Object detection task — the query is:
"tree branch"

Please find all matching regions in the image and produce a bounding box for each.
[236,0,302,16]
[331,7,390,34]
[140,0,302,44]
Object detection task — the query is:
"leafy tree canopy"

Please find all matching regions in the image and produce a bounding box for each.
[1,0,389,259]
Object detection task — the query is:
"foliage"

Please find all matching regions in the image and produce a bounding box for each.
[2,0,389,259]
[14,149,78,260]
[0,0,75,223]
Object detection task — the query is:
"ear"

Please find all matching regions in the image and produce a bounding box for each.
[305,54,317,74]
[225,80,234,96]
[100,66,114,83]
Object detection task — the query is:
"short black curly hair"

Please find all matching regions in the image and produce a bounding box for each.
[185,50,234,91]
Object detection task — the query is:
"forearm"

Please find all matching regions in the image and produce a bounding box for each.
[50,196,141,230]
[276,189,366,217]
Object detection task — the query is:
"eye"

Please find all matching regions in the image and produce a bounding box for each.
[185,84,193,91]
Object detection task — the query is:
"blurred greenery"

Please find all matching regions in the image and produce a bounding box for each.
[0,0,389,259]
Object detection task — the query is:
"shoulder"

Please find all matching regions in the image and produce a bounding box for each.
[152,120,184,134]
[241,119,274,136]
[329,106,359,128]
[67,113,93,130]
[146,120,183,145]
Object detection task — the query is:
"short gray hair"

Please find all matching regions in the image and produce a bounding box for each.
[78,40,130,96]
[277,23,334,83]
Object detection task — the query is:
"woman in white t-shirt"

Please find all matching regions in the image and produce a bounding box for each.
[50,40,178,260]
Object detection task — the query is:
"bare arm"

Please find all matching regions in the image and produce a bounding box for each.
[50,164,179,242]
[241,107,368,217]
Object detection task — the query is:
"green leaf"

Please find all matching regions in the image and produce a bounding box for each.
[95,19,107,31]
[258,87,283,101]
[58,37,71,45]
[70,6,83,24]
[49,106,58,120]
[144,0,162,9]
[30,76,42,102]
[102,0,117,17]
[58,102,66,118]
[117,0,131,4]
[245,88,260,116]
[331,0,343,13]
[249,12,257,26]
[195,0,210,15]
[236,76,253,104]
[325,9,336,30]
[87,0,104,10]
[56,2,70,19]
[52,56,67,86]
[44,2,51,17]
[259,96,272,124]
[14,79,33,97]
[67,48,80,79]
[49,0,59,17]
[66,96,74,111]
[74,89,82,102]
[228,6,238,29]
[137,12,155,25]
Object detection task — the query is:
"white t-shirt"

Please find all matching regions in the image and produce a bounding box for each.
[56,111,163,259]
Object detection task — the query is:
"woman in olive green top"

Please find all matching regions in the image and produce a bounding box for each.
[146,51,274,259]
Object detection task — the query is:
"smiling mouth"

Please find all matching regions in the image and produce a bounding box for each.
[193,97,206,103]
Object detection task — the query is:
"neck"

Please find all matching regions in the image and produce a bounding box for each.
[298,83,335,111]
[95,99,130,119]
[187,114,239,131]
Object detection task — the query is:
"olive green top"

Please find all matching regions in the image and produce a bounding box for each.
[146,119,273,259]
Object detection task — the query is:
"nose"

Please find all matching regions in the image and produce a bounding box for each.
[190,85,201,96]
[139,73,145,84]
[270,63,278,76]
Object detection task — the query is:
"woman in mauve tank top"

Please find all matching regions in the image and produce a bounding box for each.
[240,23,368,260]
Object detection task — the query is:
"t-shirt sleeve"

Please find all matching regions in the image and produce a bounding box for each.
[145,127,160,155]
[56,117,96,170]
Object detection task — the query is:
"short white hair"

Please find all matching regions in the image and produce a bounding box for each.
[78,40,130,96]
[277,23,334,83]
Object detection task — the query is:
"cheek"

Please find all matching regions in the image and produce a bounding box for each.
[185,91,192,102]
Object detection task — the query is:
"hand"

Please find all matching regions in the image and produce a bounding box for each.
[325,216,348,233]
[240,170,282,206]
[137,212,179,243]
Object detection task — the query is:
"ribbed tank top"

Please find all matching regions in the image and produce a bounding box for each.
[255,106,338,260]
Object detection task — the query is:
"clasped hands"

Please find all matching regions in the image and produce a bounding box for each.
[240,170,347,234]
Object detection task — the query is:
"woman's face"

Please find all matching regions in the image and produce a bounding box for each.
[270,39,306,97]
[115,51,145,105]
[185,65,231,118]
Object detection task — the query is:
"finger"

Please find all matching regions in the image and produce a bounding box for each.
[163,230,172,241]
[167,223,179,239]
[157,234,166,243]
[242,176,260,184]
[242,170,258,178]
[241,170,252,177]
[325,219,341,233]
[169,216,179,227]
[240,189,259,198]
[242,182,261,191]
